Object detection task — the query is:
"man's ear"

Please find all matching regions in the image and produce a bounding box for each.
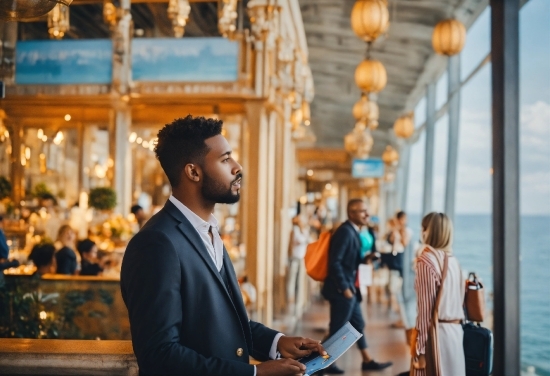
[184,164,201,182]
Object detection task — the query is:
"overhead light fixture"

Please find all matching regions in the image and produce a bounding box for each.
[167,0,191,38]
[48,4,70,39]
[64,114,71,121]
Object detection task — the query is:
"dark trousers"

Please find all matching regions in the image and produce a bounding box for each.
[328,295,368,350]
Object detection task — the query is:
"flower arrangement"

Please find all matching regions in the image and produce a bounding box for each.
[89,214,134,251]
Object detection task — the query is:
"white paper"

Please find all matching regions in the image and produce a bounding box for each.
[358,264,373,287]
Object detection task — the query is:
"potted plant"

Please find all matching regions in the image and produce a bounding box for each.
[88,187,117,211]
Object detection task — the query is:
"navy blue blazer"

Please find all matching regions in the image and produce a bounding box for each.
[321,221,363,301]
[121,200,278,375]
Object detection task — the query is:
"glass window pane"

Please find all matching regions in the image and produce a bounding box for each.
[406,131,426,216]
[519,0,550,373]
[432,113,448,212]
[414,96,427,128]
[454,62,492,309]
[436,72,448,111]
[461,8,490,81]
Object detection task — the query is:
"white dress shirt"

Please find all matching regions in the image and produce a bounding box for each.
[169,195,224,271]
[169,196,283,372]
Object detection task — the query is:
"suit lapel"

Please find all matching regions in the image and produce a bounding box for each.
[163,201,233,302]
[164,200,252,347]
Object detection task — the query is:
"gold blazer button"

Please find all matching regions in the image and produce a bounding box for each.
[236,348,244,357]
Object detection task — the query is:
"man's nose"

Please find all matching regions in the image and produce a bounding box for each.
[232,161,242,175]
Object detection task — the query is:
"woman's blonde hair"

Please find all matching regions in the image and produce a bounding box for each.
[57,224,74,242]
[421,212,453,252]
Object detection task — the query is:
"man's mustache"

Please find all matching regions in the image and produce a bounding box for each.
[232,173,243,184]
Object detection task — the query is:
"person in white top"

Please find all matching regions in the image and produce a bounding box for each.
[412,212,465,376]
[287,215,310,306]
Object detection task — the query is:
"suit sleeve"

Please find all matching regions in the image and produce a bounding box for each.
[249,320,279,361]
[327,226,352,293]
[121,230,254,376]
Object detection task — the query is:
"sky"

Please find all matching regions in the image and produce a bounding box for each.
[406,0,550,215]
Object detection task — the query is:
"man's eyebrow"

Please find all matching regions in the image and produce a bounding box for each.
[219,151,232,158]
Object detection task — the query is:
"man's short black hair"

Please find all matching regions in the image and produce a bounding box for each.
[155,115,223,187]
[130,204,143,215]
[396,211,407,219]
[347,198,364,213]
[29,242,56,268]
[77,239,96,255]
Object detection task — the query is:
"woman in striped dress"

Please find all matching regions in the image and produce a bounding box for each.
[412,212,465,376]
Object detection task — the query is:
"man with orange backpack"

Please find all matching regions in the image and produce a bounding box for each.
[320,199,392,374]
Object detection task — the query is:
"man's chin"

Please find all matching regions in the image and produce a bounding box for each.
[217,193,240,205]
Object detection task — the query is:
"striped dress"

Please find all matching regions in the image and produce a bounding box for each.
[413,248,466,376]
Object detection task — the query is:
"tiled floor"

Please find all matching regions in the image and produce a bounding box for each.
[289,297,411,376]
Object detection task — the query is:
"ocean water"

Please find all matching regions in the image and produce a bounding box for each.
[408,214,550,375]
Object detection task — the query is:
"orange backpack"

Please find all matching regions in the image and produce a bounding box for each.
[304,231,332,281]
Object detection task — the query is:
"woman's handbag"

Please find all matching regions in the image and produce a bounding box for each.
[410,250,449,376]
[464,272,485,322]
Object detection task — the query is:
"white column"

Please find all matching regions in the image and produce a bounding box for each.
[422,83,437,216]
[444,55,461,221]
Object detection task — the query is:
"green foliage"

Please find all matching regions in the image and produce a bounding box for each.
[89,187,117,211]
[0,176,11,200]
[32,183,54,200]
[0,278,116,340]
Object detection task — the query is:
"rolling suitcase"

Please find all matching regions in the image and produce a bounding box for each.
[463,322,493,376]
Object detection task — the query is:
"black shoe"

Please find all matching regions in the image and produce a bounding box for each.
[361,360,393,371]
[324,363,345,374]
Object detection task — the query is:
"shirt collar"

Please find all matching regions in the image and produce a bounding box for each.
[169,195,219,233]
[348,220,360,233]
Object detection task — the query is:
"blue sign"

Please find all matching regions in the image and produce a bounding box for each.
[16,40,113,85]
[15,37,238,85]
[351,158,385,178]
[132,38,238,82]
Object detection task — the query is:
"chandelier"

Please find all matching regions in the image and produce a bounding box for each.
[48,3,70,39]
[218,0,238,39]
[167,0,191,38]
[0,0,72,21]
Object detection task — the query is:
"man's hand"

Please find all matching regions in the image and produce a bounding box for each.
[343,288,354,299]
[277,336,327,359]
[256,359,306,376]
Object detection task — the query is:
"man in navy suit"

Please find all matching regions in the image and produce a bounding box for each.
[321,199,392,374]
[121,115,325,376]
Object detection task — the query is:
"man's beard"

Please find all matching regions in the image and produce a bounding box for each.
[201,172,242,204]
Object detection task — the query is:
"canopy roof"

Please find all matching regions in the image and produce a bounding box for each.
[300,0,488,155]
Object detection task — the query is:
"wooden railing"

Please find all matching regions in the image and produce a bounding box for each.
[0,339,137,375]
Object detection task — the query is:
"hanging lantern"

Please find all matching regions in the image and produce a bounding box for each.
[167,0,191,38]
[393,113,415,139]
[355,59,387,93]
[382,145,399,166]
[352,94,370,121]
[344,123,374,159]
[302,101,311,126]
[367,100,379,129]
[432,19,466,56]
[0,0,72,21]
[103,1,117,28]
[350,0,389,42]
[48,3,70,39]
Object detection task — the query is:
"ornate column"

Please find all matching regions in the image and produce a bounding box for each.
[242,100,271,324]
[9,124,23,204]
[110,0,133,215]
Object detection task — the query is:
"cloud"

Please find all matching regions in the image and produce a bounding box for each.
[408,100,549,215]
